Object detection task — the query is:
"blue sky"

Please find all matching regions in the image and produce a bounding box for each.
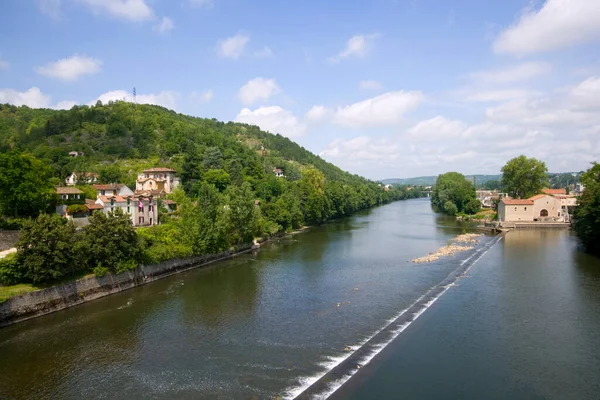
[1,0,599,179]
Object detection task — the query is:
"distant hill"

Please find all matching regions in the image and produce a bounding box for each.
[383,172,581,189]
[382,175,502,186]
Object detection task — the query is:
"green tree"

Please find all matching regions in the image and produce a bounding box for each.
[204,168,230,192]
[75,209,141,274]
[203,146,223,170]
[572,162,600,256]
[431,172,477,215]
[224,182,261,244]
[0,152,56,217]
[16,214,76,283]
[98,165,123,184]
[501,155,548,199]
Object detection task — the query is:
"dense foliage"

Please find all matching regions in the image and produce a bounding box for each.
[0,101,424,286]
[501,155,548,199]
[431,172,480,215]
[572,163,600,256]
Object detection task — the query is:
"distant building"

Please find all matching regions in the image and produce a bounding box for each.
[65,172,99,186]
[273,168,284,178]
[542,188,566,195]
[55,187,84,216]
[95,195,158,226]
[135,168,179,195]
[476,190,506,208]
[498,193,565,222]
[92,184,135,199]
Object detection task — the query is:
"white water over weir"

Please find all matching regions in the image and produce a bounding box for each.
[286,234,505,400]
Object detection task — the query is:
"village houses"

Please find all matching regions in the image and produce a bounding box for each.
[65,172,99,186]
[498,188,577,223]
[135,168,179,196]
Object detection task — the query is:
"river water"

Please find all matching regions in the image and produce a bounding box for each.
[1,199,599,399]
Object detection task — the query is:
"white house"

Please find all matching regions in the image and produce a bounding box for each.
[95,195,158,226]
[66,172,99,186]
[135,168,179,195]
[92,184,135,199]
[273,168,285,178]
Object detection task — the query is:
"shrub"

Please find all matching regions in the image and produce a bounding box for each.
[0,253,22,286]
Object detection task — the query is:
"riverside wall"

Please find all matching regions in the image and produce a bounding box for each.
[0,244,254,328]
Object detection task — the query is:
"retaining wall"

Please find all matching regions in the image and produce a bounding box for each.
[0,244,253,328]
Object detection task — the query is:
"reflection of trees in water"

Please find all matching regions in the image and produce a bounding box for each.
[0,289,169,399]
[178,259,259,329]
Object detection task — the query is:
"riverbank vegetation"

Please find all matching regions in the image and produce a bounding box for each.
[0,102,423,289]
[572,163,600,256]
[430,172,480,216]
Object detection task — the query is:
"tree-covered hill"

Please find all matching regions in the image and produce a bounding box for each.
[0,101,362,186]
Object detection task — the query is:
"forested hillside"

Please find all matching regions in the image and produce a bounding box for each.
[0,101,363,187]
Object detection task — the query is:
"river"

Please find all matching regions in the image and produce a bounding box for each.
[1,198,599,399]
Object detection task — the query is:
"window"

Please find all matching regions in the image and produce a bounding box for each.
[514,207,517,211]
[524,207,527,211]
[127,207,130,214]
[138,216,142,224]
[101,190,105,196]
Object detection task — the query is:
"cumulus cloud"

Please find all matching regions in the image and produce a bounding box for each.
[92,89,179,110]
[238,77,280,106]
[217,33,250,59]
[319,76,600,178]
[360,80,382,90]
[407,116,466,140]
[329,34,379,63]
[494,0,600,55]
[35,55,102,81]
[333,90,424,127]
[235,106,306,138]
[305,105,330,122]
[465,89,538,102]
[153,17,174,33]
[0,87,51,108]
[79,0,154,22]
[470,62,551,84]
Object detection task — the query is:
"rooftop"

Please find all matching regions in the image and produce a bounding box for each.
[542,188,567,195]
[528,194,549,201]
[502,198,534,205]
[143,167,176,173]
[56,187,83,194]
[93,184,125,191]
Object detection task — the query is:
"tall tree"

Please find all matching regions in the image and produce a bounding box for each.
[0,152,56,217]
[16,214,76,283]
[501,155,548,199]
[203,146,223,170]
[572,162,600,256]
[431,172,479,215]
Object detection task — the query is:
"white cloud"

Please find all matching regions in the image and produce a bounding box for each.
[305,105,330,122]
[360,80,382,90]
[253,46,274,58]
[407,116,466,140]
[35,54,102,81]
[470,62,551,84]
[79,0,154,22]
[238,77,280,106]
[38,0,63,20]
[329,34,379,63]
[92,89,179,110]
[569,76,600,111]
[153,17,174,33]
[0,87,51,108]
[54,100,78,110]
[333,90,424,127]
[191,89,213,102]
[235,106,306,138]
[465,89,538,102]
[217,33,250,59]
[494,0,600,55]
